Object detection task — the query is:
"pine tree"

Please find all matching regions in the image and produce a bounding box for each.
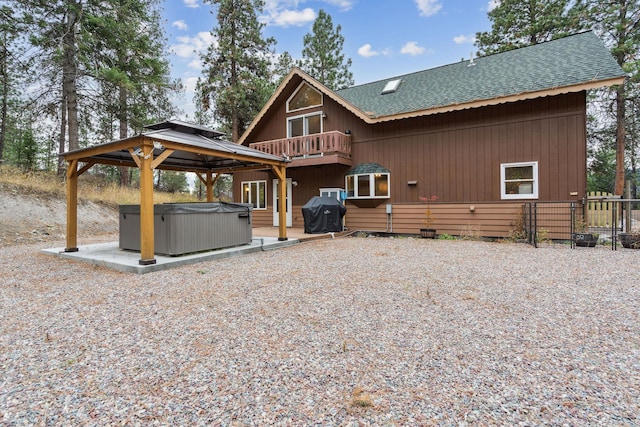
[301,9,353,90]
[82,0,180,185]
[475,0,585,55]
[576,0,640,197]
[198,0,275,142]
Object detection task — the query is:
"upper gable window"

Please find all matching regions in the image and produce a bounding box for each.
[287,83,322,112]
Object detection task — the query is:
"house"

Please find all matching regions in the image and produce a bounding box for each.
[234,31,625,237]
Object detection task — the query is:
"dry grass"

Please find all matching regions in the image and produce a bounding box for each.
[0,165,199,206]
[350,386,374,408]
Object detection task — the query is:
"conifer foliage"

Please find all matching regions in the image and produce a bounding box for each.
[197,0,275,142]
[301,9,354,90]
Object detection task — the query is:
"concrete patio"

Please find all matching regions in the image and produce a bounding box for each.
[41,227,345,274]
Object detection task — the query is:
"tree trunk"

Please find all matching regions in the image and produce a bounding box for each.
[57,90,67,177]
[614,83,627,197]
[118,76,129,186]
[63,1,80,152]
[0,32,8,164]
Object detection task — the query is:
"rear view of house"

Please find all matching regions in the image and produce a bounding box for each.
[234,31,625,237]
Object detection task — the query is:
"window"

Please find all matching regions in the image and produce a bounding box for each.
[346,173,390,199]
[287,112,322,138]
[241,180,266,209]
[501,161,538,200]
[287,83,322,112]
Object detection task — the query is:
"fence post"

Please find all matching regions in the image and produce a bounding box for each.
[626,180,632,233]
[571,202,576,249]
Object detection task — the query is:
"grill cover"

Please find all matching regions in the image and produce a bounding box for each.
[302,196,346,233]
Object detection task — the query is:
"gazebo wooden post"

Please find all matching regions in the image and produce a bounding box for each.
[139,140,156,265]
[206,170,214,202]
[65,159,79,252]
[272,165,288,241]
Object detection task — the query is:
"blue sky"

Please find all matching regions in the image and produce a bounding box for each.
[162,0,498,118]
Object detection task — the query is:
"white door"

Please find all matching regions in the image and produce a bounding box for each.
[273,178,292,227]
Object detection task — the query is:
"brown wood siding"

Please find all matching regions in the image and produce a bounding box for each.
[239,88,587,233]
[344,92,587,204]
[345,202,524,237]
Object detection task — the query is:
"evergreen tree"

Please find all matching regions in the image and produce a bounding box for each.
[301,9,353,90]
[576,0,640,196]
[475,0,585,55]
[198,0,275,142]
[82,0,180,185]
[271,51,297,87]
[0,3,20,164]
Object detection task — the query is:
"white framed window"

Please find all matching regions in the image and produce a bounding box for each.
[501,161,538,200]
[345,173,390,199]
[287,112,322,138]
[241,180,267,209]
[320,188,345,201]
[287,82,322,112]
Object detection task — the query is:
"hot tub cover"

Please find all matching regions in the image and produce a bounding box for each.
[302,196,346,234]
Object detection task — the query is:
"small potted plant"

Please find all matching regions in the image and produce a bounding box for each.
[618,228,640,249]
[573,216,598,247]
[419,195,438,238]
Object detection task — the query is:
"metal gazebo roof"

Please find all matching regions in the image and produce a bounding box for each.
[63,119,287,173]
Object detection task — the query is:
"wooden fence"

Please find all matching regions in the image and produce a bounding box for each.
[586,191,617,227]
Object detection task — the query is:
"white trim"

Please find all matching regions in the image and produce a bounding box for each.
[345,173,391,199]
[286,111,323,138]
[286,81,323,113]
[241,180,267,209]
[500,161,538,200]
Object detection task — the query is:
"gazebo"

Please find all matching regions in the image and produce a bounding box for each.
[61,120,289,265]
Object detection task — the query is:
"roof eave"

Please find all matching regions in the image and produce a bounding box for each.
[368,76,627,123]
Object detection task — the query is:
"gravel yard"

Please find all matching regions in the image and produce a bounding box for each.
[1,236,639,426]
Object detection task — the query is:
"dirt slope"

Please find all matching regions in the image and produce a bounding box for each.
[0,183,118,246]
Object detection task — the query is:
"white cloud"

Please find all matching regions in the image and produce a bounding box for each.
[415,0,442,17]
[171,32,215,59]
[453,34,476,45]
[323,0,355,11]
[172,20,188,31]
[261,7,316,27]
[183,76,200,94]
[487,0,500,12]
[188,59,202,70]
[357,44,379,58]
[400,41,426,56]
[183,0,199,8]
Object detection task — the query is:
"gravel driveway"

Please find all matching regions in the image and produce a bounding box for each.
[1,236,639,425]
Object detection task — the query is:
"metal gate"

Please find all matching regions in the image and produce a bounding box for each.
[524,199,640,249]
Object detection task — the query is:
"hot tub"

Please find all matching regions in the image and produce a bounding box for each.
[119,202,252,256]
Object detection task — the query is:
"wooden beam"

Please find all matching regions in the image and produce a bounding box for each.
[151,148,175,170]
[138,140,156,265]
[206,170,214,202]
[65,159,79,252]
[77,160,96,177]
[128,148,142,168]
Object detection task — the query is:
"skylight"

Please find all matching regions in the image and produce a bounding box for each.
[381,79,402,94]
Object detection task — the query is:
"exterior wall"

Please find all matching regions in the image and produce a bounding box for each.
[236,89,588,237]
[345,202,524,237]
[345,92,587,204]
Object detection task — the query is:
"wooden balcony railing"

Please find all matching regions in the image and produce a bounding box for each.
[249,131,352,166]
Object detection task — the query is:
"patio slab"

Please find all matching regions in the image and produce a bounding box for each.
[42,236,299,274]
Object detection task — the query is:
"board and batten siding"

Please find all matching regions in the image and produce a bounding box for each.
[236,90,587,236]
[346,92,587,204]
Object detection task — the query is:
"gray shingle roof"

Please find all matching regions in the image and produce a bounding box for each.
[336,32,625,118]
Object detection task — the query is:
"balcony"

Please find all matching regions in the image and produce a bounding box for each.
[249,131,352,167]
